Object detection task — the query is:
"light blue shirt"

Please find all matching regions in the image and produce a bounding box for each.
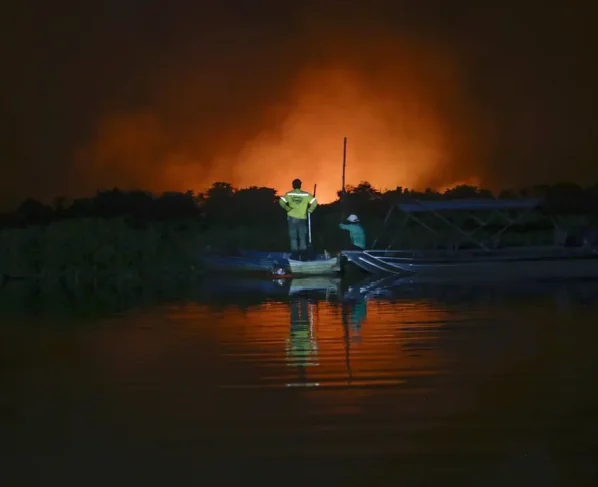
[339,223,366,249]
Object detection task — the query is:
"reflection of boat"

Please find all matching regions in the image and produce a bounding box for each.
[342,198,598,280]
[343,273,598,308]
[198,250,340,276]
[194,276,341,303]
[194,276,290,306]
[288,277,340,296]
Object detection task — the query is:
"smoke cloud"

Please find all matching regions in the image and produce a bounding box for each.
[3,1,597,211]
[73,4,487,203]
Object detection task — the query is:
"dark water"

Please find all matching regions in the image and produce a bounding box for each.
[2,276,598,486]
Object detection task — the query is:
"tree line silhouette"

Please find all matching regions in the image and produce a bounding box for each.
[2,181,598,229]
[1,180,597,284]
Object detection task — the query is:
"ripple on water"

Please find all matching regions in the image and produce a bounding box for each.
[4,277,598,485]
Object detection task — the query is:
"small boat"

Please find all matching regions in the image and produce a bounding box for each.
[198,249,340,276]
[288,257,340,276]
[342,198,598,280]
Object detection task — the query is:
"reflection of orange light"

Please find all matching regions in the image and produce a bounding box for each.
[78,298,470,420]
[286,301,319,370]
[86,299,451,389]
[73,40,486,202]
[175,300,451,386]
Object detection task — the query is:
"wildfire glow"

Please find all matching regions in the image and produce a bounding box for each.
[74,34,486,203]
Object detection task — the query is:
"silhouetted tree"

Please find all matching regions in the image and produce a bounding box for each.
[444,185,493,199]
[156,191,198,219]
[207,182,234,200]
[545,182,588,213]
[498,189,518,199]
[232,187,279,223]
[93,188,128,217]
[65,197,94,218]
[3,180,598,249]
[202,182,236,223]
[14,198,53,224]
[346,182,381,200]
[53,196,69,212]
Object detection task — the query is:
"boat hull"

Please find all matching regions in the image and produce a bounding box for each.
[289,257,340,276]
[342,249,598,281]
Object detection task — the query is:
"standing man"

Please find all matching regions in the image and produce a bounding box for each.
[279,178,318,260]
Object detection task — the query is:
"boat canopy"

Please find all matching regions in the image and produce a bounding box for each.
[371,197,547,250]
[396,198,543,213]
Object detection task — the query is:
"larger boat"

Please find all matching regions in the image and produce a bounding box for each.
[341,198,598,280]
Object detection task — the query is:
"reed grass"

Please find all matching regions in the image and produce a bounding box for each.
[0,210,589,286]
[0,217,206,283]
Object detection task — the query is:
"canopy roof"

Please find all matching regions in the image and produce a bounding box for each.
[396,198,543,214]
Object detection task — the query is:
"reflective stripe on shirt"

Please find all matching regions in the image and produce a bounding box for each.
[309,198,316,204]
[287,193,310,197]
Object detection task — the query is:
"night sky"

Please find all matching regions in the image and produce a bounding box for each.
[2,0,596,208]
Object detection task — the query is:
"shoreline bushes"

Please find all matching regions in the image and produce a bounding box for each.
[0,218,206,282]
[1,182,597,282]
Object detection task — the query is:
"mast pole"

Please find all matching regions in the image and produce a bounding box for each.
[342,137,347,194]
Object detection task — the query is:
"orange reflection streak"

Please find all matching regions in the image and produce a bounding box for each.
[73,37,487,202]
[168,298,453,387]
[83,299,455,389]
[79,297,489,422]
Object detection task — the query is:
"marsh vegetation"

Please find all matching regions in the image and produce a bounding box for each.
[1,181,597,283]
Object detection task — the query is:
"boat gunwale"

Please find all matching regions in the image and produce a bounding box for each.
[342,247,598,266]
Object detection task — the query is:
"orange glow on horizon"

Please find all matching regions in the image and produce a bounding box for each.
[73,37,488,203]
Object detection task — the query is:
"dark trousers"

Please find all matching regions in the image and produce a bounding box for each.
[288,217,307,251]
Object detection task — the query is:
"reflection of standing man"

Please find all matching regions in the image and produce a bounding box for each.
[286,298,319,372]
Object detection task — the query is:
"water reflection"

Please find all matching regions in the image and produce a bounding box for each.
[284,291,368,387]
[342,291,367,335]
[343,274,598,312]
[2,273,597,321]
[286,298,319,386]
[2,275,598,485]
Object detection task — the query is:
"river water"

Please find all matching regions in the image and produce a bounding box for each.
[2,275,598,486]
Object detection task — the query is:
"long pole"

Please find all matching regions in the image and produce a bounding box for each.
[342,137,347,193]
[308,183,317,245]
[341,137,348,220]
